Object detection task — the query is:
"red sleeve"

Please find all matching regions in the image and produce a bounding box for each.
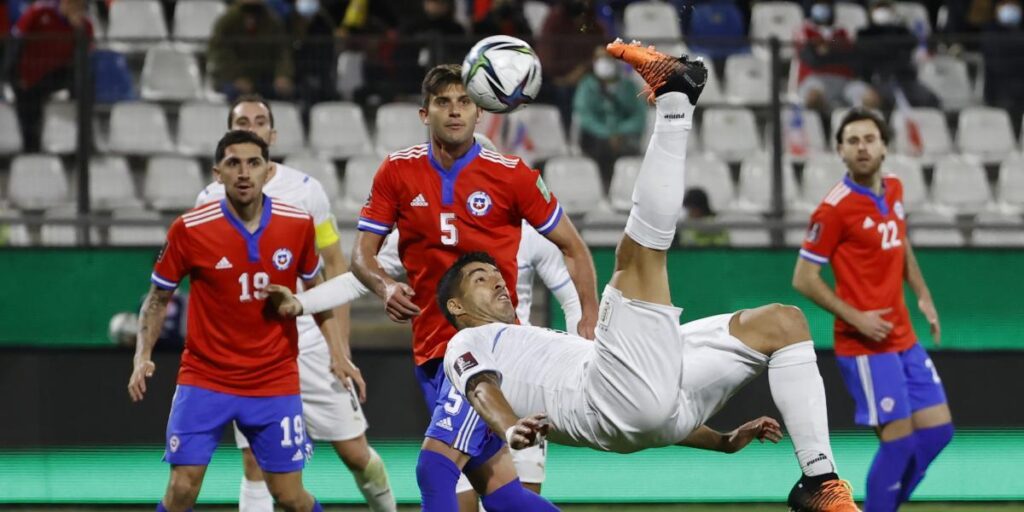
[296,218,322,281]
[357,158,398,235]
[12,7,38,36]
[799,205,843,265]
[515,162,562,235]
[151,218,190,290]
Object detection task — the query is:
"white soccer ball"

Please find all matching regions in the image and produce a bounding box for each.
[462,35,543,114]
[108,311,139,346]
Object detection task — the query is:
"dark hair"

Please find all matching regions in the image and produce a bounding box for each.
[215,130,270,163]
[227,94,275,128]
[835,107,889,146]
[683,187,714,216]
[436,252,498,328]
[422,64,464,108]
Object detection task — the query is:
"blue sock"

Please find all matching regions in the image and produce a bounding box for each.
[156,504,191,512]
[311,498,324,512]
[900,423,954,502]
[865,435,916,512]
[480,478,559,512]
[416,449,461,512]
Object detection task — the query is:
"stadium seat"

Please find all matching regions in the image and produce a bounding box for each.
[140,46,203,101]
[956,106,1017,164]
[779,106,828,160]
[543,156,607,217]
[907,210,964,247]
[931,155,992,214]
[0,102,23,155]
[894,1,931,34]
[90,156,143,210]
[723,54,771,104]
[283,154,341,199]
[623,1,682,41]
[41,101,77,154]
[885,154,930,211]
[108,102,175,155]
[172,0,226,52]
[918,55,974,111]
[523,1,550,35]
[268,101,306,157]
[735,152,799,213]
[92,50,138,104]
[337,154,381,220]
[105,0,169,53]
[784,210,812,247]
[971,210,1024,246]
[8,155,68,210]
[375,103,426,156]
[701,108,761,163]
[890,107,953,164]
[507,104,570,165]
[40,206,89,246]
[694,54,725,104]
[997,155,1024,210]
[834,2,869,36]
[717,211,771,247]
[800,153,846,205]
[177,101,229,158]
[687,0,749,59]
[608,156,641,212]
[685,152,736,213]
[144,156,205,211]
[108,208,167,246]
[0,211,31,247]
[309,102,374,159]
[749,1,804,59]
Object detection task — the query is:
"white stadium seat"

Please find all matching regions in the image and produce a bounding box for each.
[750,1,804,58]
[834,2,869,36]
[724,54,771,104]
[523,1,550,36]
[918,55,974,111]
[177,101,229,158]
[310,102,374,159]
[717,212,771,247]
[507,104,570,165]
[144,156,205,211]
[702,108,761,163]
[779,106,827,160]
[543,156,606,217]
[0,102,22,155]
[41,101,77,154]
[890,107,953,164]
[108,208,167,246]
[971,210,1024,247]
[8,155,68,210]
[90,156,143,210]
[608,156,641,213]
[694,54,725,104]
[375,103,426,156]
[108,102,175,155]
[884,154,930,212]
[800,153,846,205]
[140,46,203,101]
[931,155,992,214]
[337,154,381,220]
[997,155,1024,210]
[268,101,306,157]
[0,210,31,246]
[956,106,1017,164]
[173,0,226,52]
[106,0,169,53]
[685,152,736,214]
[736,152,799,213]
[623,1,682,41]
[284,154,341,199]
[907,210,964,247]
[894,1,931,34]
[40,206,91,246]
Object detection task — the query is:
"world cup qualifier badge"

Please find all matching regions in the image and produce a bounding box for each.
[467,191,493,217]
[273,248,293,271]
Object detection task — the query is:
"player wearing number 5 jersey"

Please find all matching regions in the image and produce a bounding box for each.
[793,108,953,512]
[128,131,328,512]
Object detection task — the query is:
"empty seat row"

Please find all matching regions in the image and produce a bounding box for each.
[101,0,225,53]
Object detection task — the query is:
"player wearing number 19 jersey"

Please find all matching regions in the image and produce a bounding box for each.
[794,109,953,512]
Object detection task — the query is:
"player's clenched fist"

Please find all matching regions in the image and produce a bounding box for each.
[506,414,550,450]
[128,358,156,402]
[384,281,420,322]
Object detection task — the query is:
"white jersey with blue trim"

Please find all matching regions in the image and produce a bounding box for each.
[195,162,337,352]
[514,222,581,333]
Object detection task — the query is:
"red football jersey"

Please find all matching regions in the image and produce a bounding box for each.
[800,174,916,357]
[152,197,322,396]
[359,143,562,365]
[13,1,94,89]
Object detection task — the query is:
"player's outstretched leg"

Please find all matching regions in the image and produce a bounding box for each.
[604,39,706,306]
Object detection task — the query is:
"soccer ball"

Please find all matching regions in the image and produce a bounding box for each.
[462,35,543,114]
[108,311,139,347]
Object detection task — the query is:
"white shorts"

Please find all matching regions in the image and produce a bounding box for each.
[236,344,368,449]
[455,441,547,492]
[671,313,770,440]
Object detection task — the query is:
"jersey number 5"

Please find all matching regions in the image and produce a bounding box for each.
[877,220,902,250]
[239,272,270,302]
[440,212,458,246]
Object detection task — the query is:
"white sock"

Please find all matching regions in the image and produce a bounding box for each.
[352,447,397,512]
[768,341,837,477]
[624,91,694,250]
[239,477,273,512]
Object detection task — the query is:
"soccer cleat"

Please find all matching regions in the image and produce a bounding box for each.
[787,473,861,512]
[605,38,707,104]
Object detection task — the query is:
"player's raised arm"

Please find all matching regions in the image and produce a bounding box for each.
[128,284,173,402]
[525,225,583,334]
[903,239,940,344]
[541,217,598,339]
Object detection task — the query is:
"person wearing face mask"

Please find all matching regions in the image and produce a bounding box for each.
[794,0,881,114]
[854,0,940,108]
[572,45,647,190]
[208,0,295,102]
[980,0,1024,134]
[286,0,338,109]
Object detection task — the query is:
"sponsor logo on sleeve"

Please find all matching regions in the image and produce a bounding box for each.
[894,201,905,220]
[805,222,822,243]
[454,352,479,376]
[536,176,551,203]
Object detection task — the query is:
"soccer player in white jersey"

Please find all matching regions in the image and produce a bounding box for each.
[195,95,396,512]
[428,41,860,511]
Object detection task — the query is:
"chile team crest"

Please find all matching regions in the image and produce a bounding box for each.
[467,191,493,217]
[273,248,293,270]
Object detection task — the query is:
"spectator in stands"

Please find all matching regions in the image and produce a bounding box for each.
[473,0,532,37]
[393,0,467,96]
[679,188,729,247]
[855,0,940,108]
[286,0,338,108]
[1,0,91,152]
[573,45,646,190]
[981,0,1024,134]
[537,0,608,128]
[794,0,881,114]
[208,0,294,102]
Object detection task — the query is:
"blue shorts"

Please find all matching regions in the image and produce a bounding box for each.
[836,343,948,427]
[165,385,312,473]
[416,359,504,467]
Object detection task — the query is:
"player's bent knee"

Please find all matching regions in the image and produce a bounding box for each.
[771,304,811,345]
[333,437,371,470]
[166,471,202,505]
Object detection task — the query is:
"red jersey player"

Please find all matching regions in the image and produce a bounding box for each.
[127,131,330,512]
[350,64,598,507]
[793,108,953,512]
